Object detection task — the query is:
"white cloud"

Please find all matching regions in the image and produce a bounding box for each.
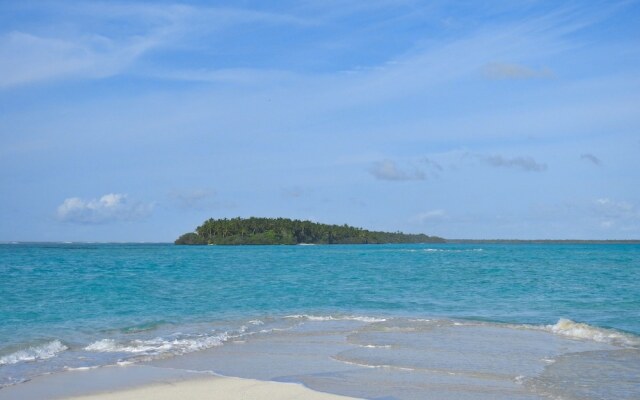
[594,198,639,218]
[592,198,640,230]
[600,220,614,229]
[369,160,425,181]
[56,193,153,224]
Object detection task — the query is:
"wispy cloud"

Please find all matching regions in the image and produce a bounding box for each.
[478,154,547,172]
[420,157,444,172]
[594,198,639,218]
[593,198,640,229]
[154,68,299,85]
[369,160,425,181]
[482,62,554,80]
[580,153,602,166]
[411,209,446,223]
[414,157,446,179]
[0,31,158,88]
[0,3,308,88]
[56,194,153,224]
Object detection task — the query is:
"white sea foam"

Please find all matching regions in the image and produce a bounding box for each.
[65,365,101,371]
[258,327,293,334]
[331,356,415,371]
[423,248,484,253]
[543,318,639,347]
[84,333,228,356]
[0,340,68,365]
[285,314,387,323]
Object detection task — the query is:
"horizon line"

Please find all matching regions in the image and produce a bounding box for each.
[2,240,640,244]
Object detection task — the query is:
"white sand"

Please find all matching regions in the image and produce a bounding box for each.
[65,376,361,400]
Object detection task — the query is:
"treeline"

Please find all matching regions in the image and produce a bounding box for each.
[175,217,444,245]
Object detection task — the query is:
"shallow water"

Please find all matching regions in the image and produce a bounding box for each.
[1,243,639,398]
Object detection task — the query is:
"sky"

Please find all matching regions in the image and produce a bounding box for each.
[1,0,639,241]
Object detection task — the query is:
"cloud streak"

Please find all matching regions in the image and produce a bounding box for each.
[593,198,640,230]
[479,154,547,172]
[0,3,308,88]
[482,62,554,80]
[369,160,425,181]
[56,194,153,224]
[0,30,160,88]
[594,198,639,218]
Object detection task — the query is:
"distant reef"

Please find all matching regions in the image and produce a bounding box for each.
[175,217,445,245]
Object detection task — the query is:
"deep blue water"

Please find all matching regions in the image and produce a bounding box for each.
[1,242,639,392]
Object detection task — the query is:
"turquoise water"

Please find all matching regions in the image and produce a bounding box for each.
[1,243,639,398]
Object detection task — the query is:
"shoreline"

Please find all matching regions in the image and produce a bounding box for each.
[64,375,361,400]
[1,316,638,400]
[0,364,362,400]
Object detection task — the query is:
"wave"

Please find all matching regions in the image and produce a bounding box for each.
[284,314,387,323]
[85,332,228,356]
[541,318,640,348]
[423,248,484,253]
[332,356,416,371]
[400,248,484,253]
[0,340,68,365]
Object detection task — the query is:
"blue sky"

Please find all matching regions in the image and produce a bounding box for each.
[1,0,639,241]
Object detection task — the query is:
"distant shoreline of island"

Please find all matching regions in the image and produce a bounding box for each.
[173,217,640,246]
[175,217,445,245]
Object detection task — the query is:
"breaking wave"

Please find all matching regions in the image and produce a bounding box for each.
[0,340,68,365]
[400,248,484,253]
[542,319,640,348]
[285,314,387,323]
[85,332,228,356]
[423,248,484,253]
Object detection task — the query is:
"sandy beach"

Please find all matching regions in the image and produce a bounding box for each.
[65,376,360,400]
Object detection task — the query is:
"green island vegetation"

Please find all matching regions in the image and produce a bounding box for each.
[175,217,445,245]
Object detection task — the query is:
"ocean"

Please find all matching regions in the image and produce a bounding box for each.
[1,243,639,399]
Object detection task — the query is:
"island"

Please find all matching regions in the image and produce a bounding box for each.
[175,217,445,245]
